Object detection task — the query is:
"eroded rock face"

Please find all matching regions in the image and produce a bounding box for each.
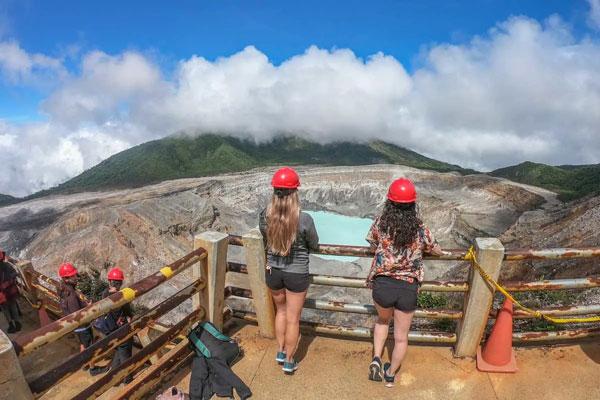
[499,194,600,281]
[0,164,557,314]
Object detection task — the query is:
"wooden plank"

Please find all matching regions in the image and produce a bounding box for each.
[136,327,159,365]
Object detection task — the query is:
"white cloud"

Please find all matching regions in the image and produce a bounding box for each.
[0,121,130,196]
[588,0,600,30]
[42,51,164,132]
[0,40,65,85]
[1,15,600,197]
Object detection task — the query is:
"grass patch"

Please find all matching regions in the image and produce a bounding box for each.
[417,292,449,309]
[512,290,581,308]
[522,319,561,332]
[432,318,456,332]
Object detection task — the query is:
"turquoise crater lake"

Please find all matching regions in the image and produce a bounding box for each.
[304,210,373,261]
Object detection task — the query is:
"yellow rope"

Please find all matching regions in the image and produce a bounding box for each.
[465,246,600,324]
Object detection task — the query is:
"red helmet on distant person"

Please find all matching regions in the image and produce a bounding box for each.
[59,262,78,278]
[271,167,300,189]
[107,267,125,281]
[387,178,417,203]
[0,249,5,261]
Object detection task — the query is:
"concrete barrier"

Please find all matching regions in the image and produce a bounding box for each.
[0,330,33,400]
[194,231,229,329]
[243,228,276,338]
[454,238,505,357]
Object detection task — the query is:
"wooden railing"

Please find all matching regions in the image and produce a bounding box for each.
[224,232,600,357]
[2,230,599,399]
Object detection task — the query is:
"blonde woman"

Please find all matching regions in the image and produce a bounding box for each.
[259,167,319,374]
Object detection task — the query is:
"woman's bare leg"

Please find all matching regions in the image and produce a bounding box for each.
[270,288,287,352]
[373,302,393,359]
[389,309,415,374]
[284,289,307,361]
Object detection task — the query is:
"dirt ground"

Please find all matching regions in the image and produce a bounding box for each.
[171,322,600,400]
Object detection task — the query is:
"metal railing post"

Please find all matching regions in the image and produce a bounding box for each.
[0,330,34,400]
[193,231,229,329]
[242,228,276,338]
[454,238,505,357]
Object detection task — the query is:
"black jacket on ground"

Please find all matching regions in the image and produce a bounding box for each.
[189,355,251,400]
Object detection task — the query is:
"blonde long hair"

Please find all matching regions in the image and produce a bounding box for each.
[266,190,300,256]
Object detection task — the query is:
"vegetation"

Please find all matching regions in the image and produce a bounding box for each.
[77,270,108,302]
[417,292,449,309]
[506,290,581,333]
[490,161,600,201]
[0,194,17,206]
[512,289,581,309]
[4,134,597,204]
[29,134,475,197]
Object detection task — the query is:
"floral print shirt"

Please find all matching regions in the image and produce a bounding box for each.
[365,218,441,285]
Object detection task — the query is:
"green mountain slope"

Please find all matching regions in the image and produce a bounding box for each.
[33,134,475,196]
[0,194,17,206]
[491,161,600,201]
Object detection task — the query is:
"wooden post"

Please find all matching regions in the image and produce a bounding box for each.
[0,330,34,400]
[243,228,275,338]
[193,231,228,329]
[454,238,505,358]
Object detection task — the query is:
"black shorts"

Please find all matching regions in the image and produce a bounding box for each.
[372,276,418,311]
[76,327,94,348]
[265,268,310,293]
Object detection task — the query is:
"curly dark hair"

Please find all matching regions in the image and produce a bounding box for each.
[378,200,422,249]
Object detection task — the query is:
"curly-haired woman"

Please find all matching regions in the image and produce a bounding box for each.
[366,178,446,387]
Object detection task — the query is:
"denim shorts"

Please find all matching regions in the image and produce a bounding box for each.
[372,276,418,311]
[265,268,310,293]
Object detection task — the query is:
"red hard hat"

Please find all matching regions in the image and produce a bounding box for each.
[107,267,125,281]
[271,167,300,189]
[59,262,78,278]
[387,178,417,203]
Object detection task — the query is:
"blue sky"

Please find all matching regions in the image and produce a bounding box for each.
[1,1,600,196]
[1,0,595,122]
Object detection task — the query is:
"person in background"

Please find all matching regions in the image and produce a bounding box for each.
[0,249,21,333]
[58,262,107,376]
[366,178,447,388]
[102,266,134,384]
[259,167,319,374]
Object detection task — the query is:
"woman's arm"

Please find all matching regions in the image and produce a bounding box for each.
[258,209,269,250]
[364,221,379,286]
[305,215,319,252]
[422,226,447,256]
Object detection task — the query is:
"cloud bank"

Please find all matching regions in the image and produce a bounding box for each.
[588,0,600,30]
[1,16,600,196]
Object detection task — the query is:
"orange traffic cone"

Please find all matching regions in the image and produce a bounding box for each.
[477,298,518,373]
[38,301,52,327]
